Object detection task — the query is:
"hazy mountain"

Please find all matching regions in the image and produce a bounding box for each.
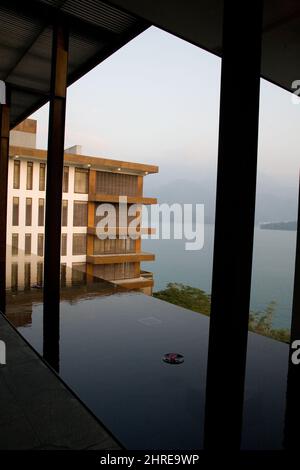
[145,174,298,225]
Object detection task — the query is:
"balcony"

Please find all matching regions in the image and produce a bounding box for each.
[87,226,155,237]
[113,275,154,291]
[88,193,157,205]
[86,252,155,264]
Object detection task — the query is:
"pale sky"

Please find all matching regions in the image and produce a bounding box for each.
[31,26,300,194]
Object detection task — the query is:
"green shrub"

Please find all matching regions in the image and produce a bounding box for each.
[154,283,211,316]
[153,283,290,343]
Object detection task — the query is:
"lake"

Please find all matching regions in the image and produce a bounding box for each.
[142,224,297,329]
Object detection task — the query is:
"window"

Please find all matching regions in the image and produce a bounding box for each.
[74,168,88,193]
[94,202,118,226]
[125,262,137,279]
[24,263,31,290]
[94,238,115,254]
[72,263,86,285]
[96,171,138,196]
[114,263,125,279]
[11,263,18,292]
[93,237,135,255]
[38,198,44,226]
[62,200,68,226]
[73,201,88,226]
[37,234,44,257]
[94,237,105,255]
[25,198,32,226]
[116,239,126,254]
[11,234,18,256]
[13,160,20,189]
[126,238,135,253]
[26,161,33,190]
[37,262,43,286]
[12,197,19,226]
[115,263,125,280]
[63,166,69,193]
[72,234,86,255]
[93,264,129,281]
[39,163,46,191]
[61,233,67,256]
[25,234,31,255]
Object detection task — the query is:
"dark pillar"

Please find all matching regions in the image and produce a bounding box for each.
[0,86,10,314]
[283,175,300,449]
[43,18,68,370]
[204,1,263,449]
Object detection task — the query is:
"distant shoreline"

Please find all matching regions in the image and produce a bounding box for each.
[260,221,297,231]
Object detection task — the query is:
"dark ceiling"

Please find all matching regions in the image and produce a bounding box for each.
[0,0,149,128]
[1,0,300,129]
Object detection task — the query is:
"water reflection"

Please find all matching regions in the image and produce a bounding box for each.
[3,256,294,450]
[6,255,124,373]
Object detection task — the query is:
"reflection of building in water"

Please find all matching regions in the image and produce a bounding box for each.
[7,252,87,292]
[6,266,123,329]
[7,119,158,294]
[6,307,32,329]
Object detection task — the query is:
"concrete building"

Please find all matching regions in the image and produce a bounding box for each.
[7,119,158,294]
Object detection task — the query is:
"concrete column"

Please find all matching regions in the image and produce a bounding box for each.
[204,0,263,449]
[0,85,10,313]
[43,18,69,372]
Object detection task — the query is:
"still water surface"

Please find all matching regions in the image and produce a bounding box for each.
[143,224,296,329]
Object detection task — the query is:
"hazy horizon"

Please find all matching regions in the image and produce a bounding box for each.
[31,26,299,221]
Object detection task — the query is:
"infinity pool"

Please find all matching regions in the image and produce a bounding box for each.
[6,276,289,449]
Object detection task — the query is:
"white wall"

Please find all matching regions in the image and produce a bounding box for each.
[6,156,88,289]
[10,130,36,148]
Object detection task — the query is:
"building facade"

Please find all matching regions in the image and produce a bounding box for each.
[7,119,158,294]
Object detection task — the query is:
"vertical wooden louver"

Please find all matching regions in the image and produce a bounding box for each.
[96,171,139,197]
[93,262,139,281]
